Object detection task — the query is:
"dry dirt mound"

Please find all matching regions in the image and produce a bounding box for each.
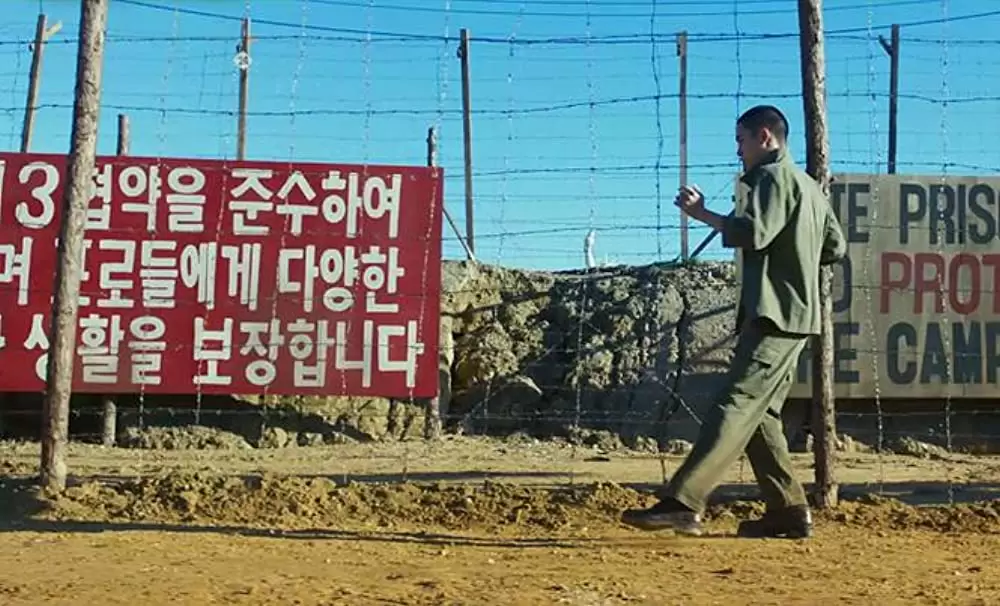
[24,472,1000,536]
[827,494,1000,533]
[41,473,649,533]
[119,426,252,450]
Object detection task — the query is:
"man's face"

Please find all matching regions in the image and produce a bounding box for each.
[735,123,769,171]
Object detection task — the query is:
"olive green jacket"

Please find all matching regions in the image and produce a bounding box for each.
[724,147,847,336]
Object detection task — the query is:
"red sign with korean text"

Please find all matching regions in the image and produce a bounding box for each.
[0,152,443,398]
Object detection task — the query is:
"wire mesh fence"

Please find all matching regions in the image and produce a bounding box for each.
[0,0,997,512]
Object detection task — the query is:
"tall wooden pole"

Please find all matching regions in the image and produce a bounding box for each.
[427,127,475,262]
[116,113,129,155]
[425,127,443,441]
[879,24,900,174]
[426,125,438,168]
[100,113,129,449]
[236,17,251,161]
[677,31,689,260]
[21,14,62,153]
[41,0,109,493]
[797,0,838,509]
[458,29,475,256]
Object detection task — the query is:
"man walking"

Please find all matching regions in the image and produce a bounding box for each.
[621,105,847,539]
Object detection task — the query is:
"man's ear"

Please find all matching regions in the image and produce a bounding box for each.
[758,127,773,146]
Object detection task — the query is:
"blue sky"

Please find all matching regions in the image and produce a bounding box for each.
[2,0,997,270]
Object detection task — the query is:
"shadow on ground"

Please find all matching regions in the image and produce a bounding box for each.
[0,517,595,549]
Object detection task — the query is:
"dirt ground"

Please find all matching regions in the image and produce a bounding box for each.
[2,434,1000,605]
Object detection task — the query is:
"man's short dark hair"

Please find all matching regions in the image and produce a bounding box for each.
[737,105,789,143]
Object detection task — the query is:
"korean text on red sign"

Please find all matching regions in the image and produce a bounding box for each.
[0,152,444,398]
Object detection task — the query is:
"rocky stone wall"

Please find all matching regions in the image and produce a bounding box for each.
[440,259,740,448]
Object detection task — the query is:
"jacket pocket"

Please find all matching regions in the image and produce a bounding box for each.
[749,337,786,367]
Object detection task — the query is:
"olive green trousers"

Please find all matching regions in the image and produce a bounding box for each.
[659,318,810,513]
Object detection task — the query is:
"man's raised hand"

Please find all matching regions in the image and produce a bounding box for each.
[674,185,706,218]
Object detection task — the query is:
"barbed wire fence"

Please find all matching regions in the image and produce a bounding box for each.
[0,0,997,505]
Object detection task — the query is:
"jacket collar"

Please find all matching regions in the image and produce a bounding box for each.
[739,146,790,185]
